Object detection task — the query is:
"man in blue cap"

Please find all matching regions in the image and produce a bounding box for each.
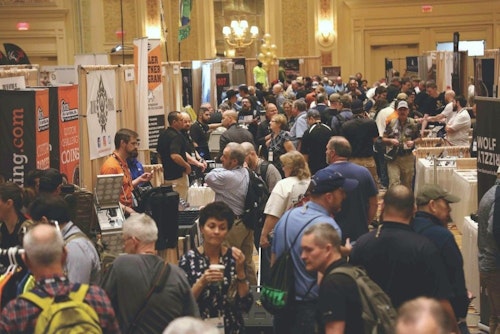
[271,168,358,334]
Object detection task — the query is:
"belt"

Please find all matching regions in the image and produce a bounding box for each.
[398,150,413,156]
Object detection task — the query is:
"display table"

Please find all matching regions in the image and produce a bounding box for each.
[414,158,457,195]
[450,170,477,232]
[462,216,480,313]
[187,186,215,207]
[143,164,164,187]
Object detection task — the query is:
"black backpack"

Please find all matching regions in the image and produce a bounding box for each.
[260,211,320,315]
[241,167,270,230]
[332,113,347,134]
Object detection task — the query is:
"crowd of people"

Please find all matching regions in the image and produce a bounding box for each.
[0,72,491,334]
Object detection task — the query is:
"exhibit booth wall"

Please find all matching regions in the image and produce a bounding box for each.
[78,65,136,193]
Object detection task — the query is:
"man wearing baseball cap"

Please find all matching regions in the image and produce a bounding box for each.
[413,184,471,333]
[350,185,459,333]
[382,99,420,189]
[271,168,358,334]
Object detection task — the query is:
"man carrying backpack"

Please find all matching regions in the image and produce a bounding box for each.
[330,95,354,135]
[270,169,358,333]
[205,142,257,285]
[301,223,363,333]
[0,224,120,333]
[302,222,398,334]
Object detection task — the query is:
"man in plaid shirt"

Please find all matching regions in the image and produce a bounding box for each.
[0,224,120,333]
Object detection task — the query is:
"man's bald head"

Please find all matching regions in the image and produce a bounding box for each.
[396,297,453,334]
[23,224,64,267]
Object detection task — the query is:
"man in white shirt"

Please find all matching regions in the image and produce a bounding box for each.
[445,95,471,146]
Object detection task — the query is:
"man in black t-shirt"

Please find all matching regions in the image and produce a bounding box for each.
[340,101,379,182]
[190,107,211,160]
[301,223,363,334]
[420,81,445,136]
[350,185,459,333]
[301,109,333,174]
[157,111,191,200]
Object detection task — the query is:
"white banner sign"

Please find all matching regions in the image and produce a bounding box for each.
[86,70,117,160]
[0,76,26,90]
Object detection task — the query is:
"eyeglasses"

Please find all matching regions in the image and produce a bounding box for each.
[49,220,61,232]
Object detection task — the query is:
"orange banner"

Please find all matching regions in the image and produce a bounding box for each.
[58,85,79,184]
[35,89,50,170]
[148,42,162,91]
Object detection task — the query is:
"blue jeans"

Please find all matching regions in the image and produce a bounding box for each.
[273,301,318,334]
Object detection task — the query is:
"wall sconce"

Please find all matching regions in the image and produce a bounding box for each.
[222,19,259,56]
[16,22,30,31]
[146,26,161,39]
[317,19,335,47]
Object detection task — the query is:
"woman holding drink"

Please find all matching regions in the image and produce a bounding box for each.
[179,201,253,333]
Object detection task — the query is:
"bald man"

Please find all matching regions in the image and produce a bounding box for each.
[396,297,453,334]
[217,110,254,162]
[0,224,119,333]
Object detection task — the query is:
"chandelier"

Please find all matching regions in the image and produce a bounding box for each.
[222,19,259,55]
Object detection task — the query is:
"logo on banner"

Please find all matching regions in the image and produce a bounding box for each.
[37,107,49,131]
[60,99,78,122]
[90,76,114,133]
[11,108,28,185]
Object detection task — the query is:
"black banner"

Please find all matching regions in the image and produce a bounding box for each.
[148,115,165,150]
[406,57,419,73]
[0,50,7,65]
[476,97,500,201]
[0,90,37,185]
[4,43,31,65]
[181,68,193,108]
[280,59,300,78]
[216,73,230,106]
[48,87,59,169]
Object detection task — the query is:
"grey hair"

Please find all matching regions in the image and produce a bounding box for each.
[123,213,158,244]
[241,142,256,155]
[23,224,64,267]
[303,223,341,252]
[226,142,246,166]
[163,316,220,334]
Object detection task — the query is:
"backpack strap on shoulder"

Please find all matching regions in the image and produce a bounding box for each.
[69,283,89,303]
[259,161,270,178]
[285,211,324,252]
[20,291,53,311]
[21,283,89,311]
[328,265,357,278]
[64,232,89,245]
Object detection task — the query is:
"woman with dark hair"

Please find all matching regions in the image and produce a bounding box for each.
[266,114,295,177]
[179,201,253,333]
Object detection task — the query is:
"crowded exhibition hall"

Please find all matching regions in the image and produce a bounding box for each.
[0,0,500,333]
